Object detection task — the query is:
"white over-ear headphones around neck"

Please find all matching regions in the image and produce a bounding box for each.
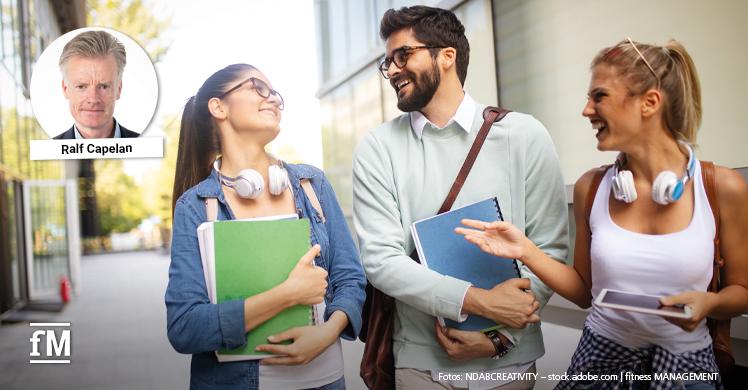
[213,158,290,199]
[611,141,696,205]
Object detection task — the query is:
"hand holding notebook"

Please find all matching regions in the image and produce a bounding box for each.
[410,197,523,332]
[282,244,328,306]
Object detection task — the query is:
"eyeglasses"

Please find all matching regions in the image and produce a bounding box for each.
[626,37,660,90]
[378,45,445,79]
[220,77,285,110]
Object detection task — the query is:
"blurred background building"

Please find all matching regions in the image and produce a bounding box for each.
[313,0,748,377]
[0,0,169,322]
[0,0,86,319]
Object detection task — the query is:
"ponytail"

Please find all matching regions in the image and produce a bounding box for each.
[171,64,256,214]
[662,41,701,144]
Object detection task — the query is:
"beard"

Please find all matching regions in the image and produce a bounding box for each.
[394,61,440,112]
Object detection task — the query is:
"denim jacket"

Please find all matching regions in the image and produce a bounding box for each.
[165,163,366,390]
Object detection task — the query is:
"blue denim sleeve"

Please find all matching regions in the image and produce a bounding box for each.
[318,175,367,340]
[165,199,247,354]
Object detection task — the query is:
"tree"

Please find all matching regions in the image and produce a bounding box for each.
[86,0,172,63]
[143,114,179,228]
[83,0,172,241]
[94,159,150,234]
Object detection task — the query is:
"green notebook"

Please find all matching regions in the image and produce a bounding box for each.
[207,218,313,361]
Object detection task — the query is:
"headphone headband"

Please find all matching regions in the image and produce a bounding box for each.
[213,157,289,199]
[612,141,695,205]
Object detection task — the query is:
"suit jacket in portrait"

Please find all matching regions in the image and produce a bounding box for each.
[54,119,140,139]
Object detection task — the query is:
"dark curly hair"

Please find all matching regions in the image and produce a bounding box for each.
[380,5,470,85]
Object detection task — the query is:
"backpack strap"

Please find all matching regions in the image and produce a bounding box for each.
[300,179,325,223]
[205,198,218,222]
[584,165,612,228]
[700,161,724,289]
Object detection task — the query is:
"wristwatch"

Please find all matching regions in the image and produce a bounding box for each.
[484,330,514,359]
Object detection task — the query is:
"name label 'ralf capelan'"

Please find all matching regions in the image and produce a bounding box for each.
[61,143,133,157]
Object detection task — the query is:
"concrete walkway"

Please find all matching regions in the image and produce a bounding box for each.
[0,251,190,389]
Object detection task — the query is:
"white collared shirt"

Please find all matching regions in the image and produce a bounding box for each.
[409,92,477,139]
[74,120,121,139]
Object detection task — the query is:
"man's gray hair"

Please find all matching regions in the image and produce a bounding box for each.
[59,30,127,80]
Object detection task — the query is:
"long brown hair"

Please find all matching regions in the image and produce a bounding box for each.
[171,63,256,213]
[591,39,701,143]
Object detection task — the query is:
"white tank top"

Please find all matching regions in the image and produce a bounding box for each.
[585,160,714,354]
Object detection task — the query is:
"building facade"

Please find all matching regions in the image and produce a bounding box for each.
[0,0,84,317]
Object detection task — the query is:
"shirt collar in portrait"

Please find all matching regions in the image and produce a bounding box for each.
[409,92,476,139]
[74,119,121,139]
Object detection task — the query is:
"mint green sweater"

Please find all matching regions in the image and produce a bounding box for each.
[352,106,569,372]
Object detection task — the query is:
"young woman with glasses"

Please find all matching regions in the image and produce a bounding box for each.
[165,64,366,390]
[457,39,748,389]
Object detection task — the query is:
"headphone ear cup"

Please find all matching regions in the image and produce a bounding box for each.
[652,170,678,205]
[234,169,264,199]
[267,165,289,196]
[612,170,637,203]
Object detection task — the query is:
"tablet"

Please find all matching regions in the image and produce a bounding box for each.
[595,289,692,318]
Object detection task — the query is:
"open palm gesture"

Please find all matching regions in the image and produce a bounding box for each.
[455,219,527,259]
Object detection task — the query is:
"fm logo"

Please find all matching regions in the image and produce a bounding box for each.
[29,322,71,364]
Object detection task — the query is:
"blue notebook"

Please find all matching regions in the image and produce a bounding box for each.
[411,197,521,332]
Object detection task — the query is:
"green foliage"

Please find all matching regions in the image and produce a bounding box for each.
[83,0,173,235]
[86,0,173,63]
[94,159,150,234]
[143,114,179,229]
[1,108,64,179]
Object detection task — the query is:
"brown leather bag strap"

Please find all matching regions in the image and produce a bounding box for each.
[701,161,724,296]
[701,161,722,266]
[584,165,611,227]
[437,106,511,214]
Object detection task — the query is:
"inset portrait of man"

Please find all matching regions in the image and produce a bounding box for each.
[55,30,140,139]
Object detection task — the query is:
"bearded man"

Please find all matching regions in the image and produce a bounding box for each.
[352,5,569,389]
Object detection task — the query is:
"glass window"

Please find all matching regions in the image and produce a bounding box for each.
[5,180,22,302]
[313,0,329,82]
[352,64,383,142]
[2,0,21,80]
[1,69,20,174]
[325,84,353,213]
[319,95,335,169]
[346,0,374,64]
[28,183,69,297]
[327,0,349,79]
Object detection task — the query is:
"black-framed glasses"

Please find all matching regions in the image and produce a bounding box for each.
[378,45,445,79]
[220,77,285,110]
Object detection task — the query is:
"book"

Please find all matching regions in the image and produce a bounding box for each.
[411,197,521,332]
[197,216,315,361]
